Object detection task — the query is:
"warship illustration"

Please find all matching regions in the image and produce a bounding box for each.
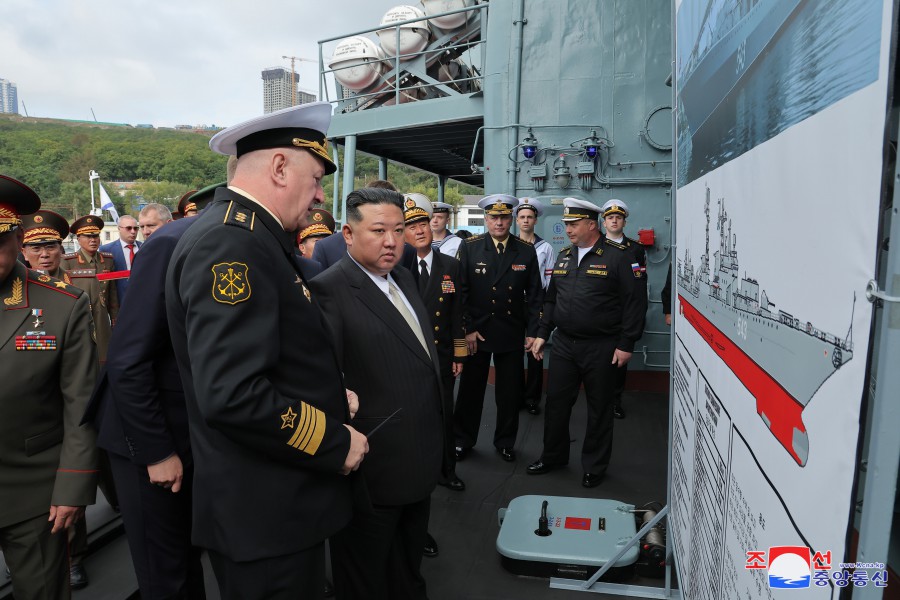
[677,186,853,465]
[678,0,805,135]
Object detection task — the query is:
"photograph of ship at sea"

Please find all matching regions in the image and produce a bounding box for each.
[675,0,884,187]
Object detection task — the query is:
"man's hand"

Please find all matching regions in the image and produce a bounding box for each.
[452,362,463,377]
[341,425,368,475]
[612,348,633,367]
[524,337,535,351]
[148,453,184,493]
[346,389,359,419]
[48,505,84,534]
[665,313,672,326]
[531,337,546,361]
[466,331,485,354]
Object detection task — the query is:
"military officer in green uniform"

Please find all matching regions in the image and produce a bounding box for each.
[20,210,73,284]
[0,175,99,600]
[63,214,118,363]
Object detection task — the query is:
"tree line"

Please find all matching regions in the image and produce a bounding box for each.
[0,116,480,221]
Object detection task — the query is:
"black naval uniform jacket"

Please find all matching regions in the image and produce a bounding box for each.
[457,234,544,353]
[414,251,467,372]
[165,188,352,561]
[537,236,648,352]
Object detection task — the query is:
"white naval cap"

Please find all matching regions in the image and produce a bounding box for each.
[431,201,453,214]
[208,102,336,174]
[403,193,434,223]
[601,199,629,218]
[561,197,602,221]
[514,197,544,217]
[477,194,517,215]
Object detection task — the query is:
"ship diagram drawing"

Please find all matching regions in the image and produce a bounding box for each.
[677,186,854,465]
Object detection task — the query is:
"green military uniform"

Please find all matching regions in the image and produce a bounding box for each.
[0,175,99,600]
[63,216,118,363]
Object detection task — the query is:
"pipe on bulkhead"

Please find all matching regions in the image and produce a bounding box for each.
[507,0,527,195]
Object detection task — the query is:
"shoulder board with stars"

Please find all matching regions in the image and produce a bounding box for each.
[466,233,486,244]
[605,238,627,250]
[62,252,78,260]
[223,201,256,231]
[27,269,80,299]
[99,251,114,258]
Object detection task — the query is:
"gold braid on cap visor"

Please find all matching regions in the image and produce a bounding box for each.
[404,208,430,223]
[299,223,333,240]
[292,138,330,163]
[23,227,62,244]
[0,206,20,233]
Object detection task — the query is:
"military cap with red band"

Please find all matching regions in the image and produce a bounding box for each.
[0,174,41,234]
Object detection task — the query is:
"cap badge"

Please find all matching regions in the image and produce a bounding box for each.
[405,198,416,209]
[313,212,324,222]
[34,215,43,223]
[211,262,251,305]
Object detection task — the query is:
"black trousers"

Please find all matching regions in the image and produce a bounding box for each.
[208,544,324,600]
[453,348,523,449]
[523,350,544,408]
[540,332,618,475]
[0,512,68,600]
[108,453,206,600]
[330,497,431,600]
[439,369,459,482]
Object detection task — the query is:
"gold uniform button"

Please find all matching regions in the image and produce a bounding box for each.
[492,286,497,291]
[507,310,512,315]
[434,339,439,344]
[508,285,513,290]
[508,299,512,303]
[434,326,440,331]
[491,300,496,304]
[439,297,444,303]
[435,311,441,316]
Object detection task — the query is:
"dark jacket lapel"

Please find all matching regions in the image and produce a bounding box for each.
[492,237,517,285]
[339,260,432,365]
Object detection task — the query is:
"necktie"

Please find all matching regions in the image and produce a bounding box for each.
[497,242,504,255]
[388,282,429,353]
[418,259,429,294]
[126,244,135,269]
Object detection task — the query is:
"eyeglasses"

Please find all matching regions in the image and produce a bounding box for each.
[119,226,139,231]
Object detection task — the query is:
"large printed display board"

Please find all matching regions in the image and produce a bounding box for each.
[672,0,895,596]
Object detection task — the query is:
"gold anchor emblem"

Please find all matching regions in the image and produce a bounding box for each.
[211,262,251,305]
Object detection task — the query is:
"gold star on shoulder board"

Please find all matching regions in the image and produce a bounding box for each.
[280,406,297,429]
[55,280,67,288]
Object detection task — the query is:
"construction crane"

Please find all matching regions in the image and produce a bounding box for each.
[282,55,317,106]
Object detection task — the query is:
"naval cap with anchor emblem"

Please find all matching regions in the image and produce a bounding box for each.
[70,214,104,236]
[601,198,629,219]
[21,210,69,244]
[208,102,337,175]
[514,197,544,217]
[561,197,602,222]
[298,208,336,243]
[477,194,517,216]
[403,193,434,224]
[431,201,453,214]
[0,175,41,234]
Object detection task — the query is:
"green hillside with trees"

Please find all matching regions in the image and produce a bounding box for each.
[0,115,481,220]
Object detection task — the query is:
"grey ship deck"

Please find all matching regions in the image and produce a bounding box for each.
[1,377,672,600]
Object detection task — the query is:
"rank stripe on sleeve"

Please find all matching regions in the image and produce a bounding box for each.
[287,402,325,455]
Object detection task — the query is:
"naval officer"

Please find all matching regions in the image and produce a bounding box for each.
[0,175,99,600]
[527,198,647,487]
[452,194,543,463]
[165,102,368,599]
[430,201,461,257]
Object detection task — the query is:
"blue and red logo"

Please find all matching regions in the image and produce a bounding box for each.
[767,546,811,588]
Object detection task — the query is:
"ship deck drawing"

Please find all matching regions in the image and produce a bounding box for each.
[677,186,853,465]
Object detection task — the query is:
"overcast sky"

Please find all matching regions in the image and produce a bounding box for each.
[1,0,392,127]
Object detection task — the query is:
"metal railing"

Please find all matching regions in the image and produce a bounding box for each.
[317,2,488,113]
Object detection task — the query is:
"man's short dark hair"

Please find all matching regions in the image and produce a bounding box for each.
[346,188,404,223]
[364,179,397,191]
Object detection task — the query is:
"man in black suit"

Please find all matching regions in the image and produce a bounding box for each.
[165,103,368,600]
[83,183,222,599]
[453,194,544,463]
[310,188,444,600]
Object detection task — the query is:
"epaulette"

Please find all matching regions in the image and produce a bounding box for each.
[466,233,485,244]
[560,245,572,255]
[99,251,114,258]
[605,238,627,250]
[223,200,256,231]
[27,269,80,299]
[62,252,77,260]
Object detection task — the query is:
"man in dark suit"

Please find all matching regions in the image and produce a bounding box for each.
[165,103,368,600]
[452,194,544,463]
[310,187,444,600]
[99,214,141,304]
[0,176,99,600]
[83,183,223,599]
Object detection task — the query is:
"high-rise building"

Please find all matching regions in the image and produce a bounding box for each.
[0,79,18,115]
[261,67,317,113]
